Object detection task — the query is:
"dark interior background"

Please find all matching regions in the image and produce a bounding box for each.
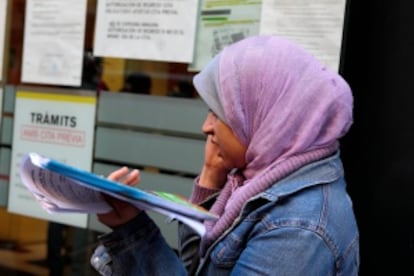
[340,0,414,274]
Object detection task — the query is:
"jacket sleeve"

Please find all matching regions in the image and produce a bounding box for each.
[177,191,219,275]
[229,227,336,275]
[177,222,201,275]
[92,212,187,276]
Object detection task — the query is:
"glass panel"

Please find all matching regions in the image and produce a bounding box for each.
[0,1,199,275]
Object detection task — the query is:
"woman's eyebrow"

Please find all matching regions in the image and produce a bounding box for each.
[208,109,217,116]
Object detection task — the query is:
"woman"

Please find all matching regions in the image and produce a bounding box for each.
[91,35,359,275]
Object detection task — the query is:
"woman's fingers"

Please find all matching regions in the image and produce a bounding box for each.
[107,166,128,181]
[97,200,141,228]
[97,184,141,228]
[96,166,142,228]
[123,169,140,186]
[107,167,140,186]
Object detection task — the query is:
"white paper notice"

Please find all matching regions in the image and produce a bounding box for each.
[7,89,97,228]
[21,0,87,86]
[260,0,347,71]
[0,0,7,81]
[190,0,262,72]
[93,0,198,63]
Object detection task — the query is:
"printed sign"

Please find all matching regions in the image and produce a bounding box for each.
[190,0,262,71]
[7,88,96,228]
[94,0,198,63]
[21,0,87,86]
[260,0,347,71]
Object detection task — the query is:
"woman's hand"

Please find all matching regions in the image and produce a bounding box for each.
[198,135,229,189]
[97,167,141,228]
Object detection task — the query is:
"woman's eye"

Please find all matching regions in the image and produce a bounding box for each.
[211,113,218,121]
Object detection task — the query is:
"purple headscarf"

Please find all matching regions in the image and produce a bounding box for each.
[193,35,353,252]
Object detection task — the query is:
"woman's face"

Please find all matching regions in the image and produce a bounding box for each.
[202,112,247,170]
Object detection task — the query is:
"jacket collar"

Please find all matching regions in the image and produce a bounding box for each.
[260,151,343,202]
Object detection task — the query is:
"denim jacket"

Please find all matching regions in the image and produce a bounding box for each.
[91,153,359,275]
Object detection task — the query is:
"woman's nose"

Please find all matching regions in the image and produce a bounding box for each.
[202,112,215,134]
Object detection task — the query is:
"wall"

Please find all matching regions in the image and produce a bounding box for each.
[341,0,414,275]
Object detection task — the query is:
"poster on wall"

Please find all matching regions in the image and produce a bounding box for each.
[0,0,7,81]
[260,0,347,72]
[189,0,262,72]
[21,0,87,86]
[93,0,198,63]
[7,88,97,228]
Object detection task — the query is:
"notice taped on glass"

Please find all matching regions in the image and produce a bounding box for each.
[94,0,198,63]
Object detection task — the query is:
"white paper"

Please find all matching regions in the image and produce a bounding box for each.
[260,0,347,71]
[94,0,199,63]
[21,0,87,86]
[0,0,7,81]
[7,89,96,228]
[20,153,112,214]
[20,151,210,235]
[190,0,262,71]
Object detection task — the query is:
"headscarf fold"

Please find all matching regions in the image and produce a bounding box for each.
[193,35,353,254]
